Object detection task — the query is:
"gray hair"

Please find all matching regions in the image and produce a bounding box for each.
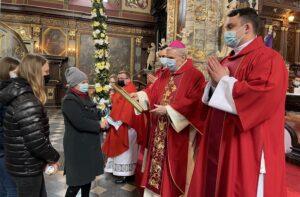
[168,47,188,57]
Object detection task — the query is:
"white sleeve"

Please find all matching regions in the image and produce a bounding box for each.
[165,105,189,133]
[135,91,149,115]
[106,116,123,130]
[208,75,238,115]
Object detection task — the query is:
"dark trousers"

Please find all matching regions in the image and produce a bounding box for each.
[12,174,47,197]
[0,157,17,197]
[65,183,91,197]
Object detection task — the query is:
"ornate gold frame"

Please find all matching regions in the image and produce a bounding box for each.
[42,27,67,56]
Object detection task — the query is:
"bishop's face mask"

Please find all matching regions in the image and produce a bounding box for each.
[165,58,177,72]
[224,25,246,48]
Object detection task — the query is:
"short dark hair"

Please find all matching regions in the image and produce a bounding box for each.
[118,70,131,79]
[228,8,261,35]
[159,45,168,51]
[0,56,20,80]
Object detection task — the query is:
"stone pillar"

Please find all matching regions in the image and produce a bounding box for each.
[280,26,286,58]
[284,27,289,59]
[295,29,300,63]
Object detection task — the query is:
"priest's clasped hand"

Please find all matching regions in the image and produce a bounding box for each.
[207,56,230,86]
[147,74,158,84]
[150,104,167,115]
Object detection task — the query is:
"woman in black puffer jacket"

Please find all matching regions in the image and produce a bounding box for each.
[0,54,60,197]
[0,57,19,197]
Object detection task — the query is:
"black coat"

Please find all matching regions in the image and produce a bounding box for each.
[62,90,104,186]
[0,80,11,158]
[0,78,60,177]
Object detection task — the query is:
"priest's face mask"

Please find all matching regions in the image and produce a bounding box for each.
[117,73,130,87]
[166,48,187,72]
[224,15,250,48]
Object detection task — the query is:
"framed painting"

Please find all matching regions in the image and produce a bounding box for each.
[122,0,151,14]
[77,32,95,83]
[76,32,133,83]
[42,27,67,56]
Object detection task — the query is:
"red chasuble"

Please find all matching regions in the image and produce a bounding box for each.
[140,59,207,196]
[102,82,146,157]
[188,37,288,197]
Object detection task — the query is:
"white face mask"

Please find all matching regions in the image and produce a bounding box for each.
[224,25,246,48]
[9,71,18,78]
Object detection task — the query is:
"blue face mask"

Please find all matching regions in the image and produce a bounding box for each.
[79,83,89,93]
[159,57,168,66]
[224,26,245,48]
[165,58,177,72]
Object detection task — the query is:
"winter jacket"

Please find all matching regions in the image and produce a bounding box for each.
[0,78,60,177]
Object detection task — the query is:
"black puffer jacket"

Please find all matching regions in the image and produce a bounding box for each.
[0,79,11,158]
[0,78,60,177]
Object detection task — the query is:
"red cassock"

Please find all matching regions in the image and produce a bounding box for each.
[140,59,207,196]
[102,82,146,157]
[188,37,288,197]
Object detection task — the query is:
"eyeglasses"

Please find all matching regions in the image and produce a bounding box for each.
[117,78,128,80]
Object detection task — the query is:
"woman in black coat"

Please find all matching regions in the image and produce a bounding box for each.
[62,67,105,197]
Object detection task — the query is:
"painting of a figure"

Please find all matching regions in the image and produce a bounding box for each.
[122,0,151,13]
[43,28,66,56]
[78,34,95,83]
[108,36,131,75]
[126,0,148,9]
[77,35,132,83]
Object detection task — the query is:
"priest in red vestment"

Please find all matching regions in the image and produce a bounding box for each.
[132,40,207,197]
[102,71,145,184]
[188,8,288,197]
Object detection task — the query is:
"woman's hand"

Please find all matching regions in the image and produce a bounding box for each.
[100,118,109,129]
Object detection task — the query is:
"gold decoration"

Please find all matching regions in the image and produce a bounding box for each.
[69,29,76,40]
[15,26,31,40]
[15,45,26,58]
[193,49,206,61]
[32,26,41,37]
[135,36,143,46]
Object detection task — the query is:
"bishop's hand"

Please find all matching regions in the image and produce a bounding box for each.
[150,104,167,116]
[207,56,229,86]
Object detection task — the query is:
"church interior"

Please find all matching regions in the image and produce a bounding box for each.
[1,0,300,196]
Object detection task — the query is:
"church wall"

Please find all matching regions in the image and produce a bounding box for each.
[0,1,155,82]
[166,0,258,78]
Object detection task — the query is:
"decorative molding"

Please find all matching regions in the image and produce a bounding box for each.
[68,29,76,40]
[0,13,41,24]
[32,26,41,37]
[167,0,176,43]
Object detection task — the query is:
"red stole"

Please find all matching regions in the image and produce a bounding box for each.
[102,82,146,157]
